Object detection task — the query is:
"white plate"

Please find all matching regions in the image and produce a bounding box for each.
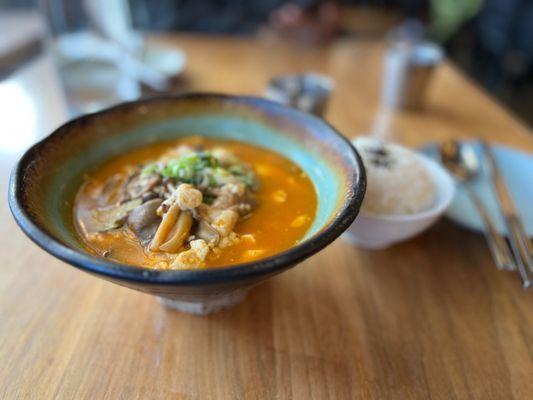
[421,142,533,236]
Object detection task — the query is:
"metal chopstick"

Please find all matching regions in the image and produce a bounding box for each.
[480,140,532,288]
[466,186,514,270]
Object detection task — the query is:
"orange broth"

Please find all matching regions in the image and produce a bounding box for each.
[75,137,317,269]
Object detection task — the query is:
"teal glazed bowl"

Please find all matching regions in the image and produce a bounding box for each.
[9,94,366,314]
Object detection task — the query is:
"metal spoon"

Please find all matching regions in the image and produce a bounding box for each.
[440,140,516,272]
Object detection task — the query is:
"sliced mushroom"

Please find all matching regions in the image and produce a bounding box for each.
[125,172,161,200]
[150,202,181,251]
[96,173,130,206]
[159,211,193,252]
[191,203,211,222]
[127,198,163,245]
[90,198,142,232]
[195,220,220,246]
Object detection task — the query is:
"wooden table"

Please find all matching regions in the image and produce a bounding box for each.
[1,35,532,399]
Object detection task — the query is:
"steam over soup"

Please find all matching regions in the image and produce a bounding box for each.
[75,137,317,269]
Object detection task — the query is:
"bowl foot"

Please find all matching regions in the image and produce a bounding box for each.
[157,289,249,315]
[341,231,391,250]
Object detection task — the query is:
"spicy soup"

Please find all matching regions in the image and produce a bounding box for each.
[75,137,317,269]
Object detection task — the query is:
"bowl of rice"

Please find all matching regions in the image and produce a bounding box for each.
[343,137,454,249]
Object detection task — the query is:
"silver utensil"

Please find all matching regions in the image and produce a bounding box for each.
[481,140,532,287]
[440,140,516,272]
[381,41,443,110]
[265,73,333,117]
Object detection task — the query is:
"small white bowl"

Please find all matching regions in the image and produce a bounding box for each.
[342,153,455,249]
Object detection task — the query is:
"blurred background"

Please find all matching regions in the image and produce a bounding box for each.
[0,0,532,124]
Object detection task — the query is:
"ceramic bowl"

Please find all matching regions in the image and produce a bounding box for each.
[9,94,366,314]
[342,153,454,250]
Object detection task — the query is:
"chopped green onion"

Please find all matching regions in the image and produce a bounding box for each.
[142,150,254,188]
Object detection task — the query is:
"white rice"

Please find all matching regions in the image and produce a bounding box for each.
[353,137,436,215]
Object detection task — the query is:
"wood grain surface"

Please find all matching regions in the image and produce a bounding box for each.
[1,35,532,400]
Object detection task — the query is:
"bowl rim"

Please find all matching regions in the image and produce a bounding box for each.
[9,93,366,285]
